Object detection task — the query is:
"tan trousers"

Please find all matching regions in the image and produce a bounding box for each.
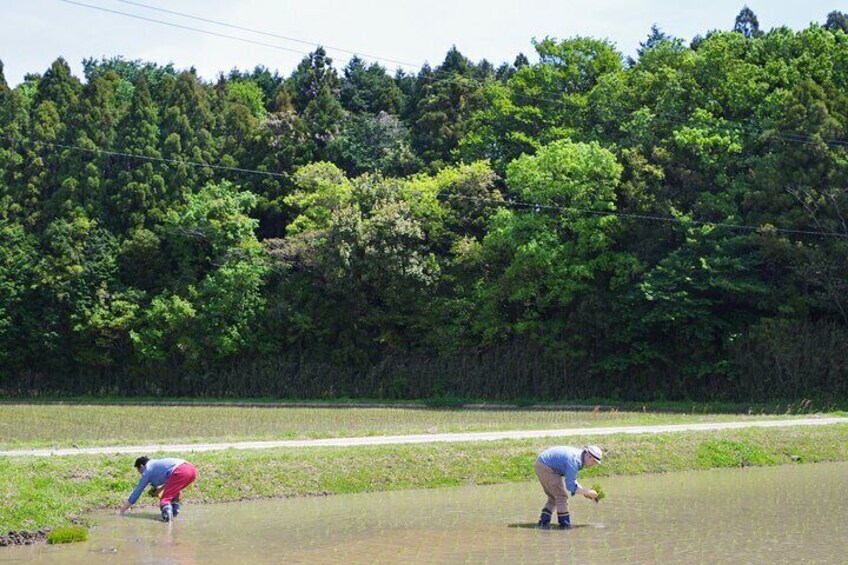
[534,460,569,516]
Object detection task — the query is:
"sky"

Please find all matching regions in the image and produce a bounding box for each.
[0,0,843,86]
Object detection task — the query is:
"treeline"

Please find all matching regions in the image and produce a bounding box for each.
[1,9,847,400]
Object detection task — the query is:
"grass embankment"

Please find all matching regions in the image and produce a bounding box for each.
[0,403,827,450]
[3,396,843,412]
[1,424,846,535]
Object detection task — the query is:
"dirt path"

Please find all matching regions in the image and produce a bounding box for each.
[2,416,846,457]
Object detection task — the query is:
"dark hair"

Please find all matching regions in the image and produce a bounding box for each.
[134,456,149,470]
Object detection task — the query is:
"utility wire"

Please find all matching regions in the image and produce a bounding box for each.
[58,0,314,58]
[114,0,422,70]
[0,134,289,179]
[1,134,843,238]
[25,5,848,220]
[60,0,523,86]
[647,111,848,149]
[445,194,848,239]
[61,1,848,150]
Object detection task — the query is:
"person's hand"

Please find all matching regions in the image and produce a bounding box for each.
[585,489,600,503]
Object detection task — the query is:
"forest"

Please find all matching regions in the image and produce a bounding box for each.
[1,8,846,400]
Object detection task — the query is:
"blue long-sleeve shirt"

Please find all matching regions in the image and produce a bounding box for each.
[128,458,186,504]
[537,446,584,495]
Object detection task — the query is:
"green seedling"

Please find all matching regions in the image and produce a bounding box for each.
[47,525,88,544]
[592,484,606,500]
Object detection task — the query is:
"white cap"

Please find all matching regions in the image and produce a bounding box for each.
[585,445,603,462]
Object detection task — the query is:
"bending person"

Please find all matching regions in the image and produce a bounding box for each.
[118,456,198,522]
[534,445,602,528]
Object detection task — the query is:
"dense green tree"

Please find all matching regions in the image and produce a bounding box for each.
[824,11,848,33]
[460,37,622,173]
[246,89,314,239]
[283,161,354,235]
[14,100,62,227]
[2,12,847,400]
[270,165,441,360]
[212,77,266,179]
[410,46,490,168]
[330,111,420,176]
[636,25,679,60]
[495,54,530,82]
[82,56,176,95]
[110,75,165,232]
[469,140,638,346]
[0,222,38,372]
[734,6,763,38]
[303,82,346,149]
[158,71,218,198]
[19,213,124,379]
[8,59,84,227]
[132,181,267,365]
[340,56,404,115]
[227,65,282,112]
[49,70,122,219]
[599,225,776,399]
[0,61,28,220]
[225,80,268,119]
[33,58,81,120]
[288,47,340,113]
[286,48,346,154]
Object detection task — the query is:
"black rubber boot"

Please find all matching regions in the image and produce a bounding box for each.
[537,508,552,529]
[161,504,173,523]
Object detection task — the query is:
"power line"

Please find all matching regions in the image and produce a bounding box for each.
[114,0,422,70]
[22,7,848,222]
[58,0,314,58]
[1,134,843,239]
[62,1,848,150]
[0,134,288,179]
[648,111,848,149]
[60,0,510,86]
[446,194,848,239]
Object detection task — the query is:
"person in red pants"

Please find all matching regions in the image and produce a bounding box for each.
[118,456,198,522]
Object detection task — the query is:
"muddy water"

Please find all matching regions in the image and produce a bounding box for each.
[3,462,847,564]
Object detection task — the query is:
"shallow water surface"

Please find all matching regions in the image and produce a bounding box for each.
[3,462,847,563]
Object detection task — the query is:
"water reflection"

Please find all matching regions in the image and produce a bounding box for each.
[2,462,847,563]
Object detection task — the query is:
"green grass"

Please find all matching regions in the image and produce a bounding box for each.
[1,424,846,534]
[695,438,778,467]
[46,525,88,544]
[0,403,828,450]
[2,396,843,413]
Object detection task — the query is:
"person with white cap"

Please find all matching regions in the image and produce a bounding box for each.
[534,445,602,528]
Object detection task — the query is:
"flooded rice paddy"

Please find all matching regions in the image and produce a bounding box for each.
[3,462,846,563]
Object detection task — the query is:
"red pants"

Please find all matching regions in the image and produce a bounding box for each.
[160,462,197,507]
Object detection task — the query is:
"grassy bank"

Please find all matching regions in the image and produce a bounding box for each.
[1,424,846,534]
[0,402,834,449]
[3,396,844,412]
